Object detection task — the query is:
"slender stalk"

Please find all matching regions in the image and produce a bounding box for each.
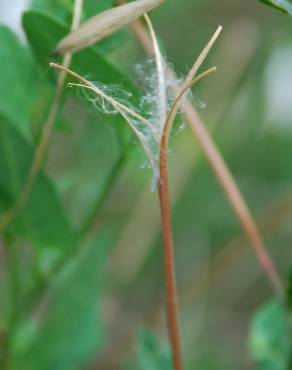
[163,68,217,140]
[50,63,158,174]
[0,0,84,233]
[158,141,183,370]
[119,4,283,297]
[143,13,218,370]
[143,14,184,370]
[183,103,283,297]
[68,83,158,136]
[144,14,167,129]
[158,67,216,370]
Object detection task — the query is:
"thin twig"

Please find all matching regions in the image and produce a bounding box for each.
[50,63,158,174]
[94,191,292,370]
[144,16,217,370]
[68,83,158,137]
[0,0,84,232]
[163,68,217,142]
[144,14,184,370]
[144,14,167,129]
[183,104,283,297]
[157,68,216,370]
[157,164,183,370]
[143,15,218,370]
[120,5,283,297]
[183,26,222,88]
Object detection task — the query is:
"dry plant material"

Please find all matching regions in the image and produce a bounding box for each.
[50,17,220,369]
[0,0,84,232]
[119,2,283,298]
[52,0,164,55]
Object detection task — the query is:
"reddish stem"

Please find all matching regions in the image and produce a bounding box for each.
[158,138,183,370]
[120,6,283,298]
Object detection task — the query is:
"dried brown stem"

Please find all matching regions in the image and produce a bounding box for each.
[183,104,283,297]
[163,68,217,143]
[50,63,158,174]
[157,158,183,370]
[30,64,212,370]
[144,14,217,370]
[94,191,292,370]
[119,2,283,297]
[157,67,216,370]
[53,0,164,55]
[0,0,83,232]
[144,14,167,129]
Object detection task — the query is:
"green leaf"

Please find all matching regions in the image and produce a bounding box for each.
[22,10,139,156]
[30,0,114,21]
[30,0,75,23]
[258,0,292,14]
[287,270,292,312]
[22,10,136,93]
[11,229,111,370]
[83,0,115,17]
[249,301,291,370]
[0,26,44,138]
[83,0,128,53]
[136,329,172,370]
[0,115,76,257]
[28,0,127,54]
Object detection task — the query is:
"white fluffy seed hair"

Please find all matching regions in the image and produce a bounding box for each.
[49,21,222,184]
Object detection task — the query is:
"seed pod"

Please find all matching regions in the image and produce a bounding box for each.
[52,0,164,56]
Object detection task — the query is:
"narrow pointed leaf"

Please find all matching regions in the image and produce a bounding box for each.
[30,0,127,53]
[0,115,76,255]
[22,11,139,92]
[52,0,164,55]
[258,0,292,14]
[0,26,43,138]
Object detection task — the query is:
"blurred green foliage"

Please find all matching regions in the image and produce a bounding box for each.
[249,301,291,370]
[0,0,292,369]
[11,230,110,370]
[0,116,76,256]
[136,329,172,370]
[0,27,44,137]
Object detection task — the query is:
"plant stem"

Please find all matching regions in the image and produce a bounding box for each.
[119,5,283,298]
[158,147,183,370]
[155,69,216,370]
[0,0,84,233]
[143,14,184,369]
[183,103,283,297]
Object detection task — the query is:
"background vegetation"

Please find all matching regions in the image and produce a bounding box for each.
[0,0,291,369]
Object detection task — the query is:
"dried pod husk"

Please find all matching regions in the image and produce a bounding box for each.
[52,0,164,56]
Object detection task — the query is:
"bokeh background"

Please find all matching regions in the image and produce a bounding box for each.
[0,0,291,369]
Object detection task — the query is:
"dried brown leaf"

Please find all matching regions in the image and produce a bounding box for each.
[52,0,164,55]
